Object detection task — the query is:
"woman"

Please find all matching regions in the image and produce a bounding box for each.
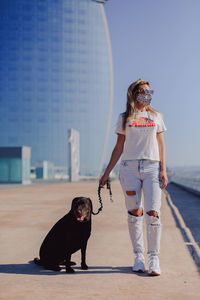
[99,78,168,276]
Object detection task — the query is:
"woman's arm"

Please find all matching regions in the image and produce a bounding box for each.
[99,134,125,186]
[157,132,168,189]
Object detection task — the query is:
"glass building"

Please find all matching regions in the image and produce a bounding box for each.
[0,0,113,176]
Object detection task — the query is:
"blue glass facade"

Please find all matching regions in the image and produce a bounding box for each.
[0,0,113,176]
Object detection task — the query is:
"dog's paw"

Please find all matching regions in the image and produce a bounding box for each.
[66,266,75,273]
[81,263,88,270]
[34,257,42,266]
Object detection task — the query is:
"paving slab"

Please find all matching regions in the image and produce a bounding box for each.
[0,181,199,300]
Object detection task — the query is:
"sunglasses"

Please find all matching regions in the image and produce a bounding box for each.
[137,88,154,95]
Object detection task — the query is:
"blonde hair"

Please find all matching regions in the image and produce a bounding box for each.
[122,78,159,129]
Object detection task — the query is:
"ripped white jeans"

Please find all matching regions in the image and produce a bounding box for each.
[119,159,162,255]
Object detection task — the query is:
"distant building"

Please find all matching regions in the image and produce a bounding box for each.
[0,0,113,176]
[35,161,54,179]
[0,146,31,184]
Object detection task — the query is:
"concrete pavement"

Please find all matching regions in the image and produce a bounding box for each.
[165,183,200,268]
[0,181,199,300]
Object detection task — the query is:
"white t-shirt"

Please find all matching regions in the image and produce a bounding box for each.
[115,111,167,161]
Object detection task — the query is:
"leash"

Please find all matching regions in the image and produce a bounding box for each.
[92,179,113,215]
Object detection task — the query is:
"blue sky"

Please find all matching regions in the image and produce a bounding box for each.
[104,0,200,168]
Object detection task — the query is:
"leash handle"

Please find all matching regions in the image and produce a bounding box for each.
[92,180,113,215]
[106,179,113,203]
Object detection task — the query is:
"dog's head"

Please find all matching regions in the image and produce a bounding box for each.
[71,197,92,222]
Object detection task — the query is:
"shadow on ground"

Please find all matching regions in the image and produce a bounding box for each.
[166,183,200,271]
[0,261,151,277]
[0,261,149,277]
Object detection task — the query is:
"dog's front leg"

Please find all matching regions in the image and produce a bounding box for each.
[65,253,75,273]
[81,242,88,270]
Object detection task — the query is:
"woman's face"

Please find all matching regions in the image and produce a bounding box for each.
[135,83,151,110]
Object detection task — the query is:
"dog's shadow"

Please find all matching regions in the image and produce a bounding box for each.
[0,261,147,277]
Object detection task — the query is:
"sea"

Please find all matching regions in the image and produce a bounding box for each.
[168,166,200,193]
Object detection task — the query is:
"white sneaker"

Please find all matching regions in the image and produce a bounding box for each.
[132,253,145,273]
[148,255,161,276]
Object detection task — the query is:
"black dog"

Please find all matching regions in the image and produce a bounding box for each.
[34,197,92,273]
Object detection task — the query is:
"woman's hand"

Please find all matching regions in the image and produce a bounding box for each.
[159,170,168,189]
[99,173,110,187]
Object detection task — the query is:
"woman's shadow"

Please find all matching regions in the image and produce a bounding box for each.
[0,261,148,277]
